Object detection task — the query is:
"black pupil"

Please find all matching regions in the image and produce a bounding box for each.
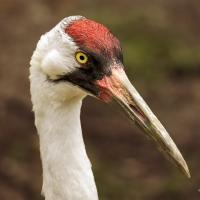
[80,55,85,61]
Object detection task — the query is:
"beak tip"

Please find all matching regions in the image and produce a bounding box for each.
[172,151,191,178]
[182,163,191,178]
[186,172,191,179]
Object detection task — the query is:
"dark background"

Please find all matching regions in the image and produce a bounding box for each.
[0,0,200,199]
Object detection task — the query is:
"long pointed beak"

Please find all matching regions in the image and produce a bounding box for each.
[96,67,190,178]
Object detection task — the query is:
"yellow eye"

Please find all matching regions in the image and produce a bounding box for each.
[75,52,88,64]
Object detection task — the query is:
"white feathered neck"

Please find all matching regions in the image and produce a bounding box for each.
[30,16,98,200]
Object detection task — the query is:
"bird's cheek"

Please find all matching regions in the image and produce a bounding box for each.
[41,49,74,80]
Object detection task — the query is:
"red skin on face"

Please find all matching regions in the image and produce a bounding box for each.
[95,68,123,103]
[98,90,113,103]
[65,18,120,56]
[96,76,113,102]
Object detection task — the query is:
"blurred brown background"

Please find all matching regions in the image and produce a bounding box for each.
[0,0,200,199]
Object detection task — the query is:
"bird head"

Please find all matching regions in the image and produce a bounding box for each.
[30,16,190,178]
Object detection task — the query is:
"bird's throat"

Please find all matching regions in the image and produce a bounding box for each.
[34,98,98,200]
